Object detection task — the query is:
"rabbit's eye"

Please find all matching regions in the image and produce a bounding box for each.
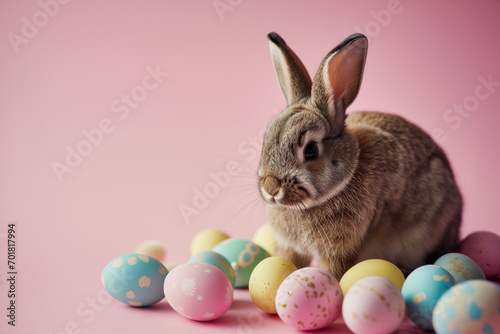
[304,143,318,161]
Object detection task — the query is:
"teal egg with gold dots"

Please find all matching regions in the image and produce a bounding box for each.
[212,239,270,288]
[401,265,456,331]
[433,280,500,334]
[434,252,486,283]
[102,253,168,307]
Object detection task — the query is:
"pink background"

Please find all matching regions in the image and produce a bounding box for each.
[1,0,499,333]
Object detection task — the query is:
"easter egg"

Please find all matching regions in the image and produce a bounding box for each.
[275,267,343,330]
[190,229,230,256]
[433,280,500,334]
[133,240,166,262]
[435,253,486,283]
[342,276,405,334]
[102,253,168,307]
[189,251,235,288]
[340,259,405,295]
[164,262,180,272]
[164,262,233,321]
[212,239,270,288]
[459,231,500,277]
[401,264,456,330]
[252,224,276,255]
[249,257,297,314]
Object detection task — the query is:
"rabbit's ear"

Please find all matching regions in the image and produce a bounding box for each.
[311,34,368,135]
[268,33,312,106]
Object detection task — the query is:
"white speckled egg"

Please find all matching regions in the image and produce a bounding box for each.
[342,276,405,334]
[433,280,500,334]
[212,239,270,288]
[435,253,486,283]
[275,267,343,330]
[401,265,456,331]
[164,262,233,321]
[459,231,500,277]
[102,253,168,307]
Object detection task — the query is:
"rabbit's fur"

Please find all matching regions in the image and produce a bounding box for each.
[258,33,462,278]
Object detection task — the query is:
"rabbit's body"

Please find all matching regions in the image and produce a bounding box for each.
[266,111,462,277]
[259,33,462,279]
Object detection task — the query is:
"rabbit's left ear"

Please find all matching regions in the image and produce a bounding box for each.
[268,32,312,106]
[311,34,368,135]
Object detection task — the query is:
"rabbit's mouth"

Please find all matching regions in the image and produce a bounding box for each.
[260,179,316,209]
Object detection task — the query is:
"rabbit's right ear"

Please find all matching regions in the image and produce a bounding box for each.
[311,34,368,135]
[268,33,312,106]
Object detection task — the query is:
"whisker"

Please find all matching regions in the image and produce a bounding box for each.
[222,195,264,217]
[223,195,264,231]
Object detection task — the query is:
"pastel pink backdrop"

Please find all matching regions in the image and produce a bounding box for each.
[1,1,499,333]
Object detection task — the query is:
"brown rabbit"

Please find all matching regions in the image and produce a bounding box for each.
[258,32,463,279]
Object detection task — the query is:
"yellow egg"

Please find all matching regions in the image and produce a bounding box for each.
[133,240,166,262]
[252,224,276,256]
[249,256,297,314]
[339,259,405,295]
[190,229,230,256]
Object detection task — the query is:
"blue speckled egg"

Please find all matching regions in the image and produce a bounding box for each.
[212,239,270,288]
[189,251,235,288]
[102,253,168,307]
[435,253,486,283]
[401,265,456,331]
[433,280,500,334]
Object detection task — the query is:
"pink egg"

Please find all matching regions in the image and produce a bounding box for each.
[164,262,233,321]
[459,231,500,277]
[275,267,343,330]
[342,276,405,334]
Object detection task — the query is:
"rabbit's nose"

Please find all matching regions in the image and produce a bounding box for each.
[263,175,281,197]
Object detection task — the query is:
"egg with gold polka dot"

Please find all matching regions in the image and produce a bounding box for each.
[102,253,168,307]
[401,264,456,331]
[275,267,343,330]
[342,276,405,334]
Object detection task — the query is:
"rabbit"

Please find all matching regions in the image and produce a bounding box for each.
[258,32,463,279]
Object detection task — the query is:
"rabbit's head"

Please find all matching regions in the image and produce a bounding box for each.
[259,33,368,209]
